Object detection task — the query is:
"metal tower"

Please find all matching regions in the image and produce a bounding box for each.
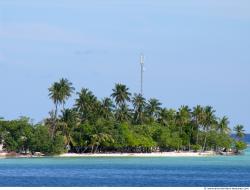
[140,54,144,95]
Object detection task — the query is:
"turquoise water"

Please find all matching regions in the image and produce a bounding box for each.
[0,136,250,186]
[0,151,250,186]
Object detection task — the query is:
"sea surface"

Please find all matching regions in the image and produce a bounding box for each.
[0,135,250,187]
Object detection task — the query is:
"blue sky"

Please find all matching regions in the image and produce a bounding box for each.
[0,0,249,131]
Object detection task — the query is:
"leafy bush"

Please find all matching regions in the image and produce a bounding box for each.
[234,141,247,153]
[191,144,202,152]
[51,133,66,154]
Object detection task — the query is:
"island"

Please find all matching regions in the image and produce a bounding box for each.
[0,78,247,158]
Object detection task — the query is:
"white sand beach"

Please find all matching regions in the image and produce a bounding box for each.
[0,152,7,158]
[58,151,216,157]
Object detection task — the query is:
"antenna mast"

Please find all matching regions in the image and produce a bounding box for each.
[140,54,144,95]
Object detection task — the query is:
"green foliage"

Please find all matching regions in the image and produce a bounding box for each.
[169,132,183,151]
[70,123,92,151]
[216,133,233,150]
[234,125,245,140]
[120,122,135,147]
[207,131,233,151]
[48,78,74,109]
[4,134,18,151]
[191,144,202,152]
[145,98,162,122]
[30,125,53,154]
[132,94,146,124]
[234,141,247,153]
[0,79,247,155]
[51,133,66,154]
[75,88,100,123]
[1,118,34,153]
[111,83,131,107]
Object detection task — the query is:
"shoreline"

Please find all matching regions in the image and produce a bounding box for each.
[0,151,215,158]
[58,151,216,157]
[1,150,239,158]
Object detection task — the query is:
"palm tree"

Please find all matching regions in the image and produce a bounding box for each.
[176,105,191,135]
[217,116,231,134]
[44,110,57,138]
[146,98,162,121]
[48,78,74,116]
[48,81,62,119]
[48,81,63,138]
[90,133,114,153]
[158,108,176,127]
[59,109,80,149]
[75,88,99,122]
[59,78,75,110]
[111,83,131,122]
[132,93,146,124]
[176,105,191,150]
[115,104,131,122]
[202,106,216,151]
[111,83,131,107]
[48,78,74,138]
[192,105,204,145]
[234,125,245,140]
[100,97,114,120]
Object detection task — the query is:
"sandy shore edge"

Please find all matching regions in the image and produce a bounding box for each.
[0,151,219,158]
[58,151,216,157]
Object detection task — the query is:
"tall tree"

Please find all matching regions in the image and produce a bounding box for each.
[48,78,74,138]
[217,116,231,134]
[202,106,216,151]
[176,106,192,150]
[48,81,62,138]
[111,84,131,122]
[58,78,75,110]
[115,104,131,122]
[146,98,162,122]
[111,83,131,107]
[234,125,245,140]
[48,81,62,119]
[100,97,114,120]
[176,106,191,135]
[59,108,80,149]
[75,88,99,122]
[48,78,74,116]
[158,108,176,127]
[132,93,146,124]
[192,105,204,145]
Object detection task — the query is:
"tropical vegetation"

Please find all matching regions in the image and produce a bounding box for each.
[0,78,247,155]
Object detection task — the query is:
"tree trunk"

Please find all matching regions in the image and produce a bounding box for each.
[195,121,199,145]
[177,141,180,152]
[202,134,207,152]
[179,125,182,151]
[189,126,193,151]
[56,102,58,116]
[52,103,58,139]
[82,146,88,153]
[91,145,94,153]
[95,145,99,153]
[196,131,199,145]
